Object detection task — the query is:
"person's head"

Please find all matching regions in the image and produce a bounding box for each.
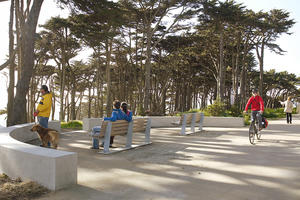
[113,100,121,109]
[287,96,292,101]
[40,85,49,95]
[252,89,259,96]
[121,102,128,113]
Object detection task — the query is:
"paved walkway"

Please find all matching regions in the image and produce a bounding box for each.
[38,119,300,200]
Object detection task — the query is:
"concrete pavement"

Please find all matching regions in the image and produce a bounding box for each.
[38,119,300,200]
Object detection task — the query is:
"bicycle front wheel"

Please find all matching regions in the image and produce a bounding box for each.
[249,122,255,144]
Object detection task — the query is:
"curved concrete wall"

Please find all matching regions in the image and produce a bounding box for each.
[0,122,77,190]
[203,116,244,127]
[83,116,244,130]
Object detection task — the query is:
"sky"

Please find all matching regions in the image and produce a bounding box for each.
[0,0,299,126]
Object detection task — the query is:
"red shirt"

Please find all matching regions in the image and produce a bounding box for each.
[245,95,264,112]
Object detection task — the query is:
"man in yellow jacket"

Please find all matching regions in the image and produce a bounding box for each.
[34,85,52,129]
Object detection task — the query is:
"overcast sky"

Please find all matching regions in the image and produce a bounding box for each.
[0,0,299,126]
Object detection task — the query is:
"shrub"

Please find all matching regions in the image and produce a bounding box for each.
[228,105,242,117]
[244,114,251,126]
[61,120,83,129]
[263,108,286,119]
[206,100,226,116]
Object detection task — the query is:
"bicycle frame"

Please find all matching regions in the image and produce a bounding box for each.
[249,112,262,144]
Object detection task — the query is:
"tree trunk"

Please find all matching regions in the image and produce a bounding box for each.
[144,29,152,111]
[256,40,265,97]
[50,77,55,120]
[59,63,65,121]
[95,54,101,118]
[233,32,241,105]
[70,80,76,120]
[217,27,225,102]
[88,86,91,118]
[12,0,44,125]
[106,40,113,116]
[7,0,15,126]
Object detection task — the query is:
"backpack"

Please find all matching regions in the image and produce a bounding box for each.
[262,117,268,128]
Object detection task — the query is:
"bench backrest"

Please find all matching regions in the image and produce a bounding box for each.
[179,114,193,125]
[195,113,201,123]
[99,118,148,137]
[133,118,148,132]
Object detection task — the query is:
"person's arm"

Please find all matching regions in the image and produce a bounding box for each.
[104,111,118,121]
[259,96,264,112]
[37,95,51,112]
[244,97,252,111]
[125,111,133,122]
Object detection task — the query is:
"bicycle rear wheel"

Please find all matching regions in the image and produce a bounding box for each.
[256,123,262,140]
[249,122,255,144]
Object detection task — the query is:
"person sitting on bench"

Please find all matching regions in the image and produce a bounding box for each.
[121,102,133,122]
[90,100,127,149]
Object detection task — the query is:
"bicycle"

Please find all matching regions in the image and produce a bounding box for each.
[248,112,262,144]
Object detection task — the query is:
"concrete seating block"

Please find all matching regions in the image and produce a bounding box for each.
[83,118,102,131]
[0,122,77,190]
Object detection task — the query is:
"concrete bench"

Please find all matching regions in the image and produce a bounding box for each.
[92,118,152,154]
[0,121,77,190]
[173,112,204,135]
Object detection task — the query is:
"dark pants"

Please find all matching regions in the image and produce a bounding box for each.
[286,113,292,124]
[101,136,114,146]
[251,111,262,129]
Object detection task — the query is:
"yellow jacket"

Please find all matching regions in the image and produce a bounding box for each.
[37,92,52,118]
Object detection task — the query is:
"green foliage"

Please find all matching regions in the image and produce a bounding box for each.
[292,108,297,114]
[0,109,7,115]
[227,105,242,117]
[244,114,251,126]
[137,104,146,116]
[263,108,288,119]
[206,100,226,116]
[61,120,83,129]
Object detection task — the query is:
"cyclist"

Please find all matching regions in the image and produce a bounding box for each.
[243,89,264,131]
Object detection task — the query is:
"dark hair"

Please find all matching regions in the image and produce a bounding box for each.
[113,100,121,109]
[41,85,49,92]
[252,89,258,94]
[121,102,128,114]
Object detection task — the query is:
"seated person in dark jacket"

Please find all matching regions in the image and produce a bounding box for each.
[121,102,133,122]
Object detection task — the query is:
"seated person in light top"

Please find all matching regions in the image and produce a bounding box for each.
[90,100,127,149]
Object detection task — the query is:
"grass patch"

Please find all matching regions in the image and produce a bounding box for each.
[0,173,49,200]
[61,120,83,130]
